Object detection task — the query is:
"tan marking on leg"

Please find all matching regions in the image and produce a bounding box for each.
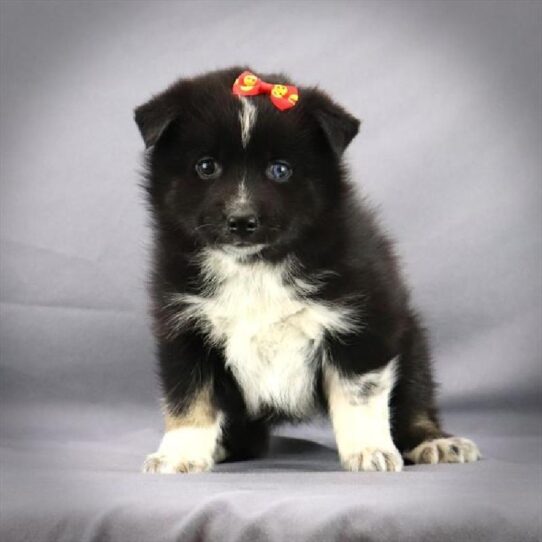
[411,413,441,436]
[164,386,216,430]
[143,386,223,474]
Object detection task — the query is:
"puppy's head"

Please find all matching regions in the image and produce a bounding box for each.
[135,67,359,257]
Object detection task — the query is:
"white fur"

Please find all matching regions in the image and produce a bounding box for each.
[238,97,257,148]
[142,414,223,474]
[235,176,250,205]
[226,174,252,217]
[405,436,480,464]
[221,243,266,257]
[168,250,358,416]
[324,359,403,472]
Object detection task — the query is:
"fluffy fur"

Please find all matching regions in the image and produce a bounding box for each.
[134,66,480,473]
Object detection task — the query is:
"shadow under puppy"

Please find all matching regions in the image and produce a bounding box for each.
[134,67,480,473]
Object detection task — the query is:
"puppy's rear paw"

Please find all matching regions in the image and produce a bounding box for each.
[142,452,212,474]
[342,447,403,472]
[405,436,481,465]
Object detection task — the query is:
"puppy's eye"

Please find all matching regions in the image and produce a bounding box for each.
[266,161,292,183]
[195,157,221,180]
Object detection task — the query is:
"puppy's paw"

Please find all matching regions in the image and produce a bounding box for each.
[142,452,213,474]
[342,447,403,472]
[143,424,220,474]
[405,436,481,465]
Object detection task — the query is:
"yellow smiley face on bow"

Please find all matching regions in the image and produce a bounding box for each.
[271,84,288,98]
[239,74,258,91]
[288,94,299,105]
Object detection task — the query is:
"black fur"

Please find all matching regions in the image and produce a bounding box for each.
[135,66,448,462]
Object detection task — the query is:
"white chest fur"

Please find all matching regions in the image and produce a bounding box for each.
[170,250,356,416]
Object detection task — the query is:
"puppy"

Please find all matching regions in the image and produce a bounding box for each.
[134,67,480,473]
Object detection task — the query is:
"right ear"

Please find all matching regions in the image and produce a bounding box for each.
[134,93,178,149]
[301,88,361,157]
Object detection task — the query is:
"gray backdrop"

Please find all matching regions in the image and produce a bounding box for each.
[1,1,541,541]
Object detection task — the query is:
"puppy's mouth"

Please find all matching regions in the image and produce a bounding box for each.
[193,217,281,255]
[221,242,267,257]
[230,240,265,248]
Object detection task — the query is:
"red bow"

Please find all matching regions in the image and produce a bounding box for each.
[232,71,299,111]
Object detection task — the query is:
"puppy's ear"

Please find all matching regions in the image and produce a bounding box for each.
[307,90,361,156]
[134,93,178,149]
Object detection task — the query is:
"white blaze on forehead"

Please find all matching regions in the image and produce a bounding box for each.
[238,96,257,148]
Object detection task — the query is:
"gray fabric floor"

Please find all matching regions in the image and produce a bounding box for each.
[1,405,541,542]
[1,1,541,541]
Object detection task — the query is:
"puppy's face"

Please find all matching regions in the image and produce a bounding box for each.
[135,67,359,256]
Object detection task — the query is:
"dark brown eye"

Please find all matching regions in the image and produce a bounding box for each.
[195,157,222,180]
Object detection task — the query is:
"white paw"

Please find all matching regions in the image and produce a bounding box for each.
[405,436,481,465]
[142,425,220,474]
[341,447,404,472]
[142,452,213,474]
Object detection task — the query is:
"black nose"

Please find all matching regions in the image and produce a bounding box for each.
[227,214,259,236]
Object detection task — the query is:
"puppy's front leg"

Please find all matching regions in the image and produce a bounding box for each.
[325,360,403,472]
[143,386,222,474]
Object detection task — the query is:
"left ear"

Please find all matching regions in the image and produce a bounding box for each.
[134,93,178,149]
[306,90,361,156]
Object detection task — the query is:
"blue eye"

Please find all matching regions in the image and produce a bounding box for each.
[266,161,292,182]
[195,157,222,179]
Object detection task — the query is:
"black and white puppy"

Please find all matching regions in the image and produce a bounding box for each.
[135,67,480,473]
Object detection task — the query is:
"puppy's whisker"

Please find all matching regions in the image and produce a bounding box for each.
[194,223,215,232]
